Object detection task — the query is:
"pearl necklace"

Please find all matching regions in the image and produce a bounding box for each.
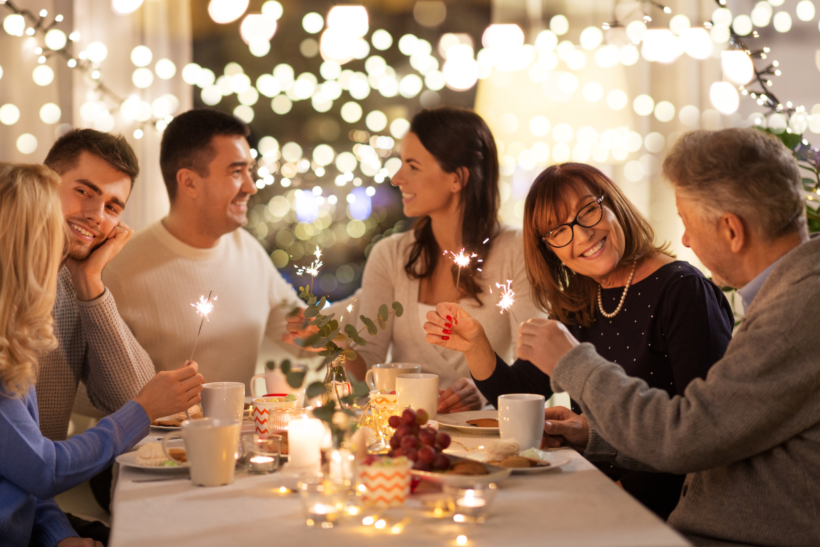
[597,262,638,319]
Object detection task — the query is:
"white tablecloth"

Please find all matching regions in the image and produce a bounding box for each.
[109,424,690,547]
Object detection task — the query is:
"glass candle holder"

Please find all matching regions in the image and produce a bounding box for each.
[298,476,344,529]
[268,407,306,431]
[444,483,498,524]
[243,434,281,474]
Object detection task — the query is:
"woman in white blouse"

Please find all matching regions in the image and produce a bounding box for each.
[346,107,544,413]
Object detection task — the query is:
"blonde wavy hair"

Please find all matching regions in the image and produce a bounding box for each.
[0,163,66,398]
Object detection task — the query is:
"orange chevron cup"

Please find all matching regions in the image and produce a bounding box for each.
[252,397,301,435]
[358,457,412,507]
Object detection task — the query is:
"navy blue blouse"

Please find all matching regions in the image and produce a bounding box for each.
[473,261,734,519]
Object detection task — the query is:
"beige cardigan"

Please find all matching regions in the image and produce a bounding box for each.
[354,226,546,389]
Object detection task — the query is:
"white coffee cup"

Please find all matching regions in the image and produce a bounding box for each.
[498,394,546,450]
[250,364,308,399]
[365,363,422,391]
[163,418,240,487]
[396,373,439,419]
[201,382,245,422]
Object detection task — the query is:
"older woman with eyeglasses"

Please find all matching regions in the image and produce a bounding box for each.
[423,163,734,520]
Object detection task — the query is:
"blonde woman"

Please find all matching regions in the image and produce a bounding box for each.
[0,163,204,547]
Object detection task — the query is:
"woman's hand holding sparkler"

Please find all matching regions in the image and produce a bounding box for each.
[133,361,205,422]
[423,303,497,381]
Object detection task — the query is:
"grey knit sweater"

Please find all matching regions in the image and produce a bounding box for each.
[552,236,820,547]
[36,267,155,440]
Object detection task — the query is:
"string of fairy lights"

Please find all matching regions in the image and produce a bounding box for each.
[1,0,819,282]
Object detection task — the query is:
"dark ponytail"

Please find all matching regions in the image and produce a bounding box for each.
[404,107,500,304]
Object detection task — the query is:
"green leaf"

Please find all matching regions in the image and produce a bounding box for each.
[318,296,327,310]
[328,319,339,331]
[306,382,327,399]
[350,377,370,399]
[312,402,336,423]
[360,315,378,336]
[280,360,291,375]
[333,334,347,343]
[265,361,275,371]
[304,305,319,318]
[286,306,301,318]
[344,323,359,340]
[343,349,358,361]
[308,296,317,306]
[378,317,386,330]
[286,371,305,389]
[341,394,357,406]
[340,408,357,417]
[378,304,389,321]
[392,301,404,317]
[296,332,321,348]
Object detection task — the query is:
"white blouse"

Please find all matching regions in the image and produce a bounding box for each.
[353,226,546,389]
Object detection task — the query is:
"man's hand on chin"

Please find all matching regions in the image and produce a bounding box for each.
[65,222,133,301]
[515,319,580,376]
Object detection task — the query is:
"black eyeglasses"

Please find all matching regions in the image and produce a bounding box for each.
[541,195,605,248]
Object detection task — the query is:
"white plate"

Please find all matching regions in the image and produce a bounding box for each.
[116,450,189,471]
[436,410,499,432]
[150,423,181,430]
[446,449,571,474]
[410,455,511,487]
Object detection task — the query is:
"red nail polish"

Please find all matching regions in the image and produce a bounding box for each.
[445,323,452,328]
[442,329,452,335]
[455,319,458,325]
[442,336,450,340]
[446,315,453,321]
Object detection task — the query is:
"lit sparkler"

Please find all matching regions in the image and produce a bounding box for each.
[495,280,519,323]
[444,248,477,301]
[297,246,323,291]
[189,291,217,361]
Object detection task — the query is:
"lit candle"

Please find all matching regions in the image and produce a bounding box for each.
[288,418,324,468]
[456,490,487,508]
[248,455,276,474]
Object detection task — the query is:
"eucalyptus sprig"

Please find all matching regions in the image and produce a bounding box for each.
[281,283,404,440]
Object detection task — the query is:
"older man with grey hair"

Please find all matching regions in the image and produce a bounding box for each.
[514,128,819,546]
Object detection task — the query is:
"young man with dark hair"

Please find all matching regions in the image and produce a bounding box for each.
[104,109,320,388]
[39,129,155,442]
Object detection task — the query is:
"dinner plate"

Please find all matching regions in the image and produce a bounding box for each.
[410,455,511,487]
[436,410,499,432]
[150,423,181,430]
[115,450,189,471]
[446,449,572,474]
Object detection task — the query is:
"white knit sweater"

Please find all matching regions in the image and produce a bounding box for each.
[354,226,546,389]
[103,220,309,390]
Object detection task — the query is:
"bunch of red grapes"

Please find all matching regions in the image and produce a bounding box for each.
[387,408,452,472]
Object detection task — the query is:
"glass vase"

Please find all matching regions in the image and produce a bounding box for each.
[323,357,352,408]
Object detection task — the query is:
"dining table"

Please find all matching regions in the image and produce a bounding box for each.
[109,417,691,547]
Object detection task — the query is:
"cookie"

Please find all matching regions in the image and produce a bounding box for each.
[498,456,532,468]
[466,418,499,427]
[167,448,187,463]
[447,460,489,475]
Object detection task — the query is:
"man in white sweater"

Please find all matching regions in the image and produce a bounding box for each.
[104,110,315,388]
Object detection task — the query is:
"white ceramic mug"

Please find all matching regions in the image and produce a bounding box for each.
[365,363,422,391]
[201,382,245,422]
[163,418,241,487]
[250,364,308,398]
[396,373,439,419]
[498,394,546,450]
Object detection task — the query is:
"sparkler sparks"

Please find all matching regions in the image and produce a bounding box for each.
[297,246,324,291]
[445,248,477,268]
[189,290,217,364]
[444,248,477,301]
[191,294,218,320]
[495,280,519,323]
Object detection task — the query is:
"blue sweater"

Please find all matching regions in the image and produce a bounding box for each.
[0,385,150,547]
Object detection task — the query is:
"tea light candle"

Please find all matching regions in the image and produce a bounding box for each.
[248,455,276,474]
[456,490,486,509]
[288,418,324,468]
